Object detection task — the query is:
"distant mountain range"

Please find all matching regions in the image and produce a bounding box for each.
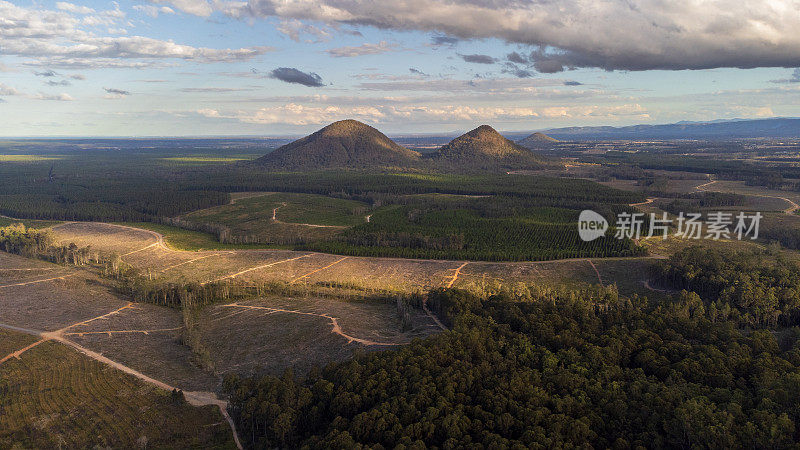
[254,120,546,170]
[539,118,800,140]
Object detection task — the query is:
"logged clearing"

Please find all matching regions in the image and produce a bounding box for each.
[0,240,443,394]
[0,332,235,449]
[0,251,215,390]
[49,221,664,296]
[51,221,157,255]
[200,296,439,377]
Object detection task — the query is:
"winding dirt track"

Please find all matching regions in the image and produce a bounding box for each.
[586,259,603,285]
[642,280,674,294]
[0,272,78,289]
[46,220,664,287]
[445,262,469,289]
[695,177,799,215]
[221,303,403,346]
[628,198,655,207]
[0,338,47,364]
[203,253,315,284]
[422,300,448,332]
[290,256,349,283]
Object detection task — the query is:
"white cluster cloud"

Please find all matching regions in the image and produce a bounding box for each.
[31,92,75,101]
[0,83,20,96]
[207,0,800,72]
[147,0,213,17]
[0,1,270,68]
[0,82,76,101]
[133,5,176,18]
[55,2,95,14]
[196,102,650,126]
[276,19,332,42]
[327,41,398,58]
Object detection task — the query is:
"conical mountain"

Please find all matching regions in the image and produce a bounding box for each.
[518,132,559,148]
[436,125,533,158]
[255,119,420,169]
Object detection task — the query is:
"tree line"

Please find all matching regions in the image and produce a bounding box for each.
[650,246,800,327]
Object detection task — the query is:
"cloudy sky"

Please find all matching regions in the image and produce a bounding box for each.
[1,0,800,136]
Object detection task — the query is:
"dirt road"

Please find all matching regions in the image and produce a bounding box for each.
[221,303,403,346]
[695,177,799,215]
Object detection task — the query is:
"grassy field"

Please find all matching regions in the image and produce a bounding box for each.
[185,192,371,227]
[0,155,62,162]
[116,222,275,251]
[179,192,371,245]
[705,180,800,208]
[0,217,62,228]
[160,156,254,164]
[640,234,765,256]
[0,334,235,449]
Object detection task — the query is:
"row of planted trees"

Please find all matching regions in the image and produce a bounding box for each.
[0,224,101,265]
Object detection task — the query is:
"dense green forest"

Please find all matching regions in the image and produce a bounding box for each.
[651,247,800,327]
[0,148,647,260]
[0,144,644,224]
[224,286,800,449]
[582,151,799,190]
[305,204,644,260]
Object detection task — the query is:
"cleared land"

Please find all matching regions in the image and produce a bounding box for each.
[0,248,441,447]
[49,221,664,297]
[199,296,439,377]
[0,242,446,386]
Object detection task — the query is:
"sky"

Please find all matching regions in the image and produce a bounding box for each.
[1,0,800,136]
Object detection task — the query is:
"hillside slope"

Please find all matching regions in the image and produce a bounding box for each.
[518,132,559,148]
[255,119,421,169]
[434,125,545,169]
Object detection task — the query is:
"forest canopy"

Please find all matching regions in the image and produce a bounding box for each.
[224,286,800,449]
[651,246,800,327]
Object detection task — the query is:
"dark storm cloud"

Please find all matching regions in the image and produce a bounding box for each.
[501,63,534,78]
[34,69,58,77]
[268,67,325,87]
[409,68,428,76]
[104,87,130,95]
[237,0,800,72]
[431,34,459,46]
[180,87,254,92]
[506,52,528,65]
[459,53,497,64]
[770,68,800,83]
[563,81,583,86]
